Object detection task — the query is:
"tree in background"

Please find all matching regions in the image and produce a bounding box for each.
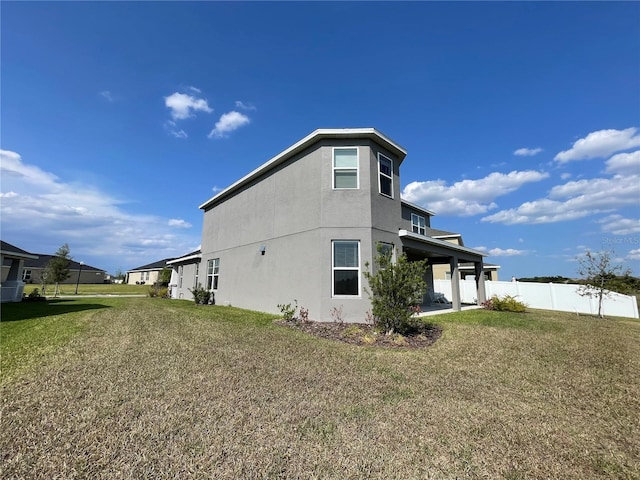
[46,244,72,297]
[363,243,428,335]
[577,249,630,318]
[158,267,172,287]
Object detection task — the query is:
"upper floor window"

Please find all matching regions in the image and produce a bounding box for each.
[332,240,360,296]
[333,147,358,189]
[411,213,426,235]
[378,153,393,198]
[207,258,220,290]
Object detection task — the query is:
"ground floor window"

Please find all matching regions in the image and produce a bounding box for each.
[207,258,220,290]
[22,270,31,281]
[194,263,199,287]
[333,240,360,296]
[178,265,183,288]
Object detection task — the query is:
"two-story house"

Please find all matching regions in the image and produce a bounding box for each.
[171,128,488,322]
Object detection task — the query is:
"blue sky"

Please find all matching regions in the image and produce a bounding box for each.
[2,2,639,278]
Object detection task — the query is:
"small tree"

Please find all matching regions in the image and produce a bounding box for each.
[158,267,172,287]
[577,249,630,318]
[363,244,428,335]
[46,243,72,297]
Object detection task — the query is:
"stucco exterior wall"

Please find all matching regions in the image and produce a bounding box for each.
[200,140,405,322]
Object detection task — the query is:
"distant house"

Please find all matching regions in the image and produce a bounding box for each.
[169,128,494,321]
[1,241,38,302]
[10,255,108,285]
[427,229,500,281]
[2,242,107,293]
[126,258,174,285]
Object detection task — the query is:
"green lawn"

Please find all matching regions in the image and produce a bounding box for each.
[2,299,639,479]
[24,283,149,296]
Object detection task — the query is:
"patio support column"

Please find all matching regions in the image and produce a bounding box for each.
[449,255,461,311]
[474,260,487,304]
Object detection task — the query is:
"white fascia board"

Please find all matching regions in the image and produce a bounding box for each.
[199,128,407,210]
[431,234,462,240]
[400,198,436,217]
[398,229,487,257]
[167,254,202,265]
[459,264,501,270]
[0,250,39,260]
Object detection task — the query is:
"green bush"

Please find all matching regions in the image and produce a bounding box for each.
[363,244,427,335]
[277,301,298,322]
[482,294,527,313]
[189,284,212,305]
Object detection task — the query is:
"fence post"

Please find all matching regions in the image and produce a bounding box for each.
[549,282,556,310]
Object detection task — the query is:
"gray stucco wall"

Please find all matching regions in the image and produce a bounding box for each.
[200,139,406,322]
[400,203,433,232]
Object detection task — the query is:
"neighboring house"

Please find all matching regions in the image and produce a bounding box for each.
[426,228,500,281]
[1,245,107,288]
[126,258,174,285]
[1,241,39,302]
[172,128,490,322]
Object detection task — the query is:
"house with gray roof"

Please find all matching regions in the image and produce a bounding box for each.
[126,258,175,285]
[170,128,491,322]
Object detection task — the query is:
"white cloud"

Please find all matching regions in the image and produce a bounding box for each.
[208,111,250,139]
[165,92,213,120]
[0,150,199,272]
[514,147,542,156]
[474,246,528,257]
[99,90,114,102]
[168,219,192,229]
[560,173,572,180]
[554,127,640,163]
[482,173,640,225]
[597,215,640,235]
[401,170,549,216]
[235,100,256,110]
[605,150,640,175]
[628,249,640,261]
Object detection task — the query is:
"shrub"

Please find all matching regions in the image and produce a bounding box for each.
[147,285,169,298]
[189,284,212,305]
[277,301,298,322]
[363,243,428,335]
[482,294,527,312]
[23,288,47,302]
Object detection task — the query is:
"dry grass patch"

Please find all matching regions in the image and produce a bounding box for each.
[1,299,639,479]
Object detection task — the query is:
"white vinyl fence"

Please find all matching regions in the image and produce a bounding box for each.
[433,279,639,319]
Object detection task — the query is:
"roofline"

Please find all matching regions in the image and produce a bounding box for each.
[167,253,202,265]
[398,229,487,257]
[431,234,462,239]
[459,264,501,270]
[400,199,436,217]
[0,249,39,260]
[199,128,407,210]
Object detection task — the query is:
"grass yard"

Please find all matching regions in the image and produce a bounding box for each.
[1,299,639,479]
[24,283,149,296]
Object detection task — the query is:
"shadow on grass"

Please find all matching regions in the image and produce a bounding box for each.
[1,299,111,322]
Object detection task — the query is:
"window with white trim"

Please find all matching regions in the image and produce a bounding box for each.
[333,147,358,189]
[22,270,32,281]
[378,153,393,197]
[411,213,426,235]
[332,240,360,296]
[194,262,199,287]
[207,258,220,290]
[378,242,395,263]
[178,265,183,288]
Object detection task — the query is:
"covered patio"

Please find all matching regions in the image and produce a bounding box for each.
[1,241,39,303]
[398,229,488,312]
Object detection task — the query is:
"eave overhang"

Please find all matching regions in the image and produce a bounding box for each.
[398,229,487,261]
